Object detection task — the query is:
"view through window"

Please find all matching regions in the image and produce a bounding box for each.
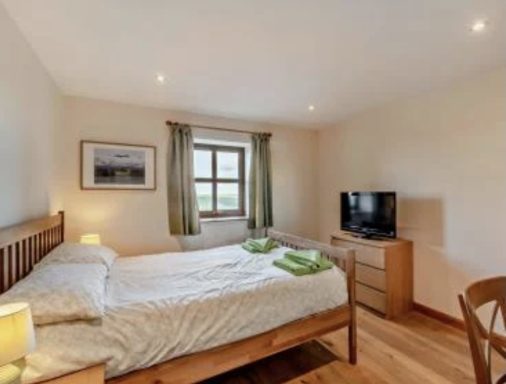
[193,144,245,218]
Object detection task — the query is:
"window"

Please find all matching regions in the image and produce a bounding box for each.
[194,143,246,218]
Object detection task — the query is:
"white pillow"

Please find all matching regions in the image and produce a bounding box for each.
[0,264,107,325]
[37,242,118,270]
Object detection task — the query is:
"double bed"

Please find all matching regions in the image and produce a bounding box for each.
[0,212,356,384]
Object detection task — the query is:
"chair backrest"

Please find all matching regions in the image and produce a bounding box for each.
[459,276,506,384]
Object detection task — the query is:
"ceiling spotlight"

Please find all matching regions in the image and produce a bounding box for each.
[470,20,487,33]
[156,74,166,84]
[308,105,315,111]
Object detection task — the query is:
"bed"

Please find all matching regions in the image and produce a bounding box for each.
[0,212,356,384]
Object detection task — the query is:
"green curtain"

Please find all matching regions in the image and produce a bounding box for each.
[248,133,273,229]
[168,124,201,235]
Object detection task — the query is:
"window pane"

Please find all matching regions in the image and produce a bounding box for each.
[217,151,239,179]
[196,182,213,211]
[217,183,239,210]
[194,150,212,178]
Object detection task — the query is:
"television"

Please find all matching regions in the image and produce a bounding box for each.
[340,191,396,239]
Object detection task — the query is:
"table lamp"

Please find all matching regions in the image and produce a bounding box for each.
[80,233,101,245]
[0,303,36,384]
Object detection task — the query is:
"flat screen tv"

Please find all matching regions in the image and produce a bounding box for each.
[341,191,396,239]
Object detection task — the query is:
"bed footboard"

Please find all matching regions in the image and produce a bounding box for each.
[267,230,353,271]
[267,229,357,364]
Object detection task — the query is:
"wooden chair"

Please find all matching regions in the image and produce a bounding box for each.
[459,277,506,384]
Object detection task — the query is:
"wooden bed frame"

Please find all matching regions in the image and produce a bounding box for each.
[0,213,356,384]
[0,211,65,293]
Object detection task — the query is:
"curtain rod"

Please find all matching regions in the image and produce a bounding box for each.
[165,120,272,137]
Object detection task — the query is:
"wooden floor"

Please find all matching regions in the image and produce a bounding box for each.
[202,308,505,384]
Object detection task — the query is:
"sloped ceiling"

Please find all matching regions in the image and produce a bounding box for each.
[2,0,505,126]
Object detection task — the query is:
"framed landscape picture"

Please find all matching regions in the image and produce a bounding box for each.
[81,141,156,190]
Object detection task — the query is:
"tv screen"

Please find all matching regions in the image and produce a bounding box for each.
[341,191,396,238]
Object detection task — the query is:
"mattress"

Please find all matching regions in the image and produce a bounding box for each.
[23,244,348,383]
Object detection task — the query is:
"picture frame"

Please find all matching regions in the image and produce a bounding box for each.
[80,140,156,190]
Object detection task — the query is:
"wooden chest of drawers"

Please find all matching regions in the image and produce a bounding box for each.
[331,231,413,319]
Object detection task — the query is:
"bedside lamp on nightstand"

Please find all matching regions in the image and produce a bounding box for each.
[0,303,36,384]
[80,234,101,245]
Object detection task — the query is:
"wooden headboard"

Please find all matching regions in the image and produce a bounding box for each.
[0,211,64,294]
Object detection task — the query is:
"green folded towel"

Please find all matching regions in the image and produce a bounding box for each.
[241,242,258,253]
[273,249,334,276]
[284,249,334,270]
[284,249,323,268]
[241,237,278,254]
[273,258,313,276]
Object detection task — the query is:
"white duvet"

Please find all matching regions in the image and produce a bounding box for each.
[23,245,348,383]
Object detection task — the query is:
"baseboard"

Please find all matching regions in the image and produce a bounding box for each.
[413,302,465,331]
[414,302,506,345]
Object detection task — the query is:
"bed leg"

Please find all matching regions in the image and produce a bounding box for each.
[346,251,357,365]
[348,318,357,364]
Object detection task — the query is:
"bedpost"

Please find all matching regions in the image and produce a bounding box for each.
[58,210,65,241]
[346,253,357,364]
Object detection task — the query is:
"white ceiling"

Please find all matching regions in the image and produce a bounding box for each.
[2,0,506,127]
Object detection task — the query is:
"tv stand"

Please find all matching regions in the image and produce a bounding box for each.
[331,231,413,319]
[350,233,386,240]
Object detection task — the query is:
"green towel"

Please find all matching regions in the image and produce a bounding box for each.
[273,249,334,276]
[284,250,334,270]
[241,237,278,253]
[241,242,259,253]
[273,258,313,276]
[284,249,323,268]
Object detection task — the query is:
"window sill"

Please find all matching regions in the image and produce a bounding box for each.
[200,216,248,223]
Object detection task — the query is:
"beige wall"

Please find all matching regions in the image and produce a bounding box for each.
[317,67,506,319]
[60,96,319,256]
[0,4,62,227]
[5,0,502,323]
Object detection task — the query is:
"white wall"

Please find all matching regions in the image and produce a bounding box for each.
[60,96,319,256]
[0,4,62,227]
[317,67,506,319]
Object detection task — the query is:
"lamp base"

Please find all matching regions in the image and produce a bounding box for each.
[0,364,21,384]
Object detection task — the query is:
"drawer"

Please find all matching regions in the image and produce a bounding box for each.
[356,283,387,314]
[356,263,386,291]
[332,239,385,269]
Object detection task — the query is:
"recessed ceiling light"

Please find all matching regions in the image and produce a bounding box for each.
[156,74,166,84]
[470,20,487,33]
[308,105,315,111]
